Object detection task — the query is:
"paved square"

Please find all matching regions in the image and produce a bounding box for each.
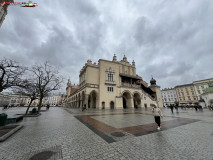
[91,114,177,128]
[0,107,213,160]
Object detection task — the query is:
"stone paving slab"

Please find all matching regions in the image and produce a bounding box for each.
[0,107,213,160]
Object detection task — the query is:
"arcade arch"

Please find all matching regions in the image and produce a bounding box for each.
[133,92,141,108]
[88,90,97,108]
[122,91,132,108]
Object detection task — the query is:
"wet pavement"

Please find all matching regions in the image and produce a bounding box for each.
[0,107,213,160]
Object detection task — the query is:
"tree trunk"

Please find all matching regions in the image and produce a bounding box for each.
[25,99,33,115]
[38,96,43,112]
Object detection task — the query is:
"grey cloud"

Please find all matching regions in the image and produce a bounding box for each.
[0,0,213,91]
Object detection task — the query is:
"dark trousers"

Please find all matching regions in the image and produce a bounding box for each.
[155,116,161,127]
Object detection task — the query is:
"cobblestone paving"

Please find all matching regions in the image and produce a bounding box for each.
[0,107,213,160]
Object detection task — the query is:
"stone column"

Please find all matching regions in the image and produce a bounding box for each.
[130,97,134,108]
[85,94,89,108]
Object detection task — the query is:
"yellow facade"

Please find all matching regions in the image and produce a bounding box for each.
[65,55,163,109]
[175,84,198,104]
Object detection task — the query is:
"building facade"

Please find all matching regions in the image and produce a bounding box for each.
[0,92,11,106]
[9,94,40,107]
[45,94,64,106]
[193,78,213,100]
[161,88,178,106]
[201,82,213,107]
[65,55,163,109]
[175,84,198,105]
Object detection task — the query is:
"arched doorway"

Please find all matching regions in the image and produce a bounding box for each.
[122,91,132,108]
[88,95,91,108]
[102,101,105,109]
[88,91,97,108]
[123,98,127,109]
[133,92,141,109]
[110,101,114,109]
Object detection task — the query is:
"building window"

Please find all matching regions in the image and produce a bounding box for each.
[191,91,194,95]
[188,96,191,100]
[198,90,200,94]
[107,87,113,92]
[193,97,196,100]
[108,74,113,81]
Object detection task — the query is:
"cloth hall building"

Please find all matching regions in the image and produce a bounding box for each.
[65,55,163,109]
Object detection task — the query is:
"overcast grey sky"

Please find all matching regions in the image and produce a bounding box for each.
[0,0,213,92]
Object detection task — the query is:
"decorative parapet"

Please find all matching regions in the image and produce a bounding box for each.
[121,82,141,89]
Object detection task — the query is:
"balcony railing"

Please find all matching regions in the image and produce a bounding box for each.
[121,82,141,89]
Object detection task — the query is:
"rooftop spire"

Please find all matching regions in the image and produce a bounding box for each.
[113,54,117,62]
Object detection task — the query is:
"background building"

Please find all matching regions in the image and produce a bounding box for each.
[65,55,163,109]
[0,92,11,106]
[45,94,64,106]
[201,82,213,107]
[193,78,213,100]
[161,88,178,106]
[175,84,198,105]
[9,94,39,107]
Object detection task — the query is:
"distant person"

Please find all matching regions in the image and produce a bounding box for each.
[170,104,174,114]
[183,104,186,110]
[46,104,50,110]
[82,104,87,111]
[152,105,163,130]
[198,105,203,111]
[175,104,179,113]
[194,105,198,111]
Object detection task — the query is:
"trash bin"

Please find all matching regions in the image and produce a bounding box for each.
[32,108,37,114]
[0,113,8,126]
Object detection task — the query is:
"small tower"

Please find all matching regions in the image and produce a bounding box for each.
[149,77,163,108]
[87,60,92,65]
[113,54,117,62]
[150,77,156,86]
[67,79,71,87]
[132,60,135,67]
[66,79,72,96]
[123,55,127,62]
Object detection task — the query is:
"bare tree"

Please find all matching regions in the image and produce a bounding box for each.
[12,79,39,114]
[32,62,63,112]
[0,58,25,92]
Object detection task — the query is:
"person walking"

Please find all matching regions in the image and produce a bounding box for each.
[152,105,163,130]
[170,104,174,114]
[175,104,179,113]
[82,104,87,111]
